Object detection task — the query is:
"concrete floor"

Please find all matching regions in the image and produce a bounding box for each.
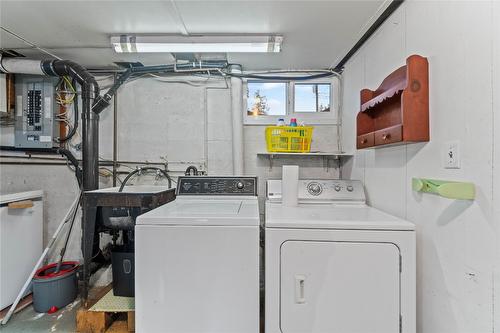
[1,267,113,333]
[0,299,79,333]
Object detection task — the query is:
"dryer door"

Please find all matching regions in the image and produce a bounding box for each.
[280,241,400,333]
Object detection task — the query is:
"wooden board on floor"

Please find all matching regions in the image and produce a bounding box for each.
[0,294,33,321]
[76,310,134,333]
[76,284,134,333]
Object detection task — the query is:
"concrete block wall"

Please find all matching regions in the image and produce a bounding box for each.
[0,74,341,259]
[341,1,500,332]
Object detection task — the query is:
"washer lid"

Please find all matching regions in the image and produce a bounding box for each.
[136,198,260,226]
[265,203,415,231]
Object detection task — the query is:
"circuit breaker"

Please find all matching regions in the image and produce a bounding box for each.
[14,75,57,148]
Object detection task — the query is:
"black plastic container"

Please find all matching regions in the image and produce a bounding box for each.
[111,246,135,297]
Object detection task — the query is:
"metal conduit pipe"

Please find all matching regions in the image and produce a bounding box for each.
[0,56,100,191]
[0,56,227,190]
[92,61,228,114]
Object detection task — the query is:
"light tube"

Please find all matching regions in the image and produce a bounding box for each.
[111,35,283,53]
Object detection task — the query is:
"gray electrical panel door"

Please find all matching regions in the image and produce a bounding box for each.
[15,75,56,148]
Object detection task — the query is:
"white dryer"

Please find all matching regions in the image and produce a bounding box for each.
[265,179,415,333]
[135,176,260,333]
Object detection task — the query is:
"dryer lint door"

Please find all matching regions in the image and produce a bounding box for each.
[280,241,401,333]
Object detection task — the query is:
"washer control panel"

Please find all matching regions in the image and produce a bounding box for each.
[267,179,365,203]
[307,182,323,196]
[177,176,257,196]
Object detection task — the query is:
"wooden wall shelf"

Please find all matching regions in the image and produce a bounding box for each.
[356,54,429,149]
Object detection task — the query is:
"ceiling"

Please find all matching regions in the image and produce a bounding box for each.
[0,0,389,70]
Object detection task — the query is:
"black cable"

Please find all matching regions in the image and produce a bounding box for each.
[225,71,336,81]
[55,191,82,273]
[57,148,82,188]
[118,167,172,192]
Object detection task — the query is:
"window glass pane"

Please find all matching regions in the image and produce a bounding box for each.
[294,83,331,113]
[246,82,287,116]
[317,84,331,112]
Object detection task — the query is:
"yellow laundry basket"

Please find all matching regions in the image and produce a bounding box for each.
[265,126,314,153]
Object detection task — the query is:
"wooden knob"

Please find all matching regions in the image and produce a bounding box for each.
[361,139,367,144]
[382,133,391,140]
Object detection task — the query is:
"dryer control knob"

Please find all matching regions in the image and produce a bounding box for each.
[334,185,341,192]
[307,182,323,196]
[347,185,354,192]
[236,182,244,189]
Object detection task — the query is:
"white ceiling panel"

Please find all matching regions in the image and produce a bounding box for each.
[0,0,389,70]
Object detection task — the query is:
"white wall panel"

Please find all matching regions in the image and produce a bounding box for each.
[405,2,495,332]
[342,1,498,332]
[341,51,365,183]
[358,7,407,218]
[493,0,500,330]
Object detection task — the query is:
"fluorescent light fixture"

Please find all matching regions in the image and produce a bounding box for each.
[110,35,283,53]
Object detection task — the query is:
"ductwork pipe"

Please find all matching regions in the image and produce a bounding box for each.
[0,55,100,192]
[230,71,244,175]
[0,57,45,75]
[0,56,228,188]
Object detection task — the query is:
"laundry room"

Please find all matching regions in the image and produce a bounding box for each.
[0,0,498,332]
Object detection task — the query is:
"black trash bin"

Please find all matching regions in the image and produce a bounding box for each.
[111,246,135,297]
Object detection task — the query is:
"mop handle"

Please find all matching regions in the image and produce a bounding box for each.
[1,192,81,325]
[54,193,82,274]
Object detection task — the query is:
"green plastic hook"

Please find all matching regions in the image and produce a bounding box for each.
[412,178,475,200]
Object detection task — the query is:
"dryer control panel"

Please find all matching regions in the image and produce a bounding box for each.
[267,179,365,203]
[177,177,257,196]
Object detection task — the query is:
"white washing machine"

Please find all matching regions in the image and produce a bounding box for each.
[135,176,260,333]
[265,179,415,333]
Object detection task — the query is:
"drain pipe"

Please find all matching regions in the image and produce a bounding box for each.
[0,56,100,191]
[0,57,229,187]
[229,66,244,175]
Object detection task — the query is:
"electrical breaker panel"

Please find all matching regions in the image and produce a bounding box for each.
[15,75,57,148]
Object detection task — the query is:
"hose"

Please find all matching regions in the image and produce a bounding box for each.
[226,71,336,81]
[56,148,82,188]
[184,165,198,176]
[118,167,172,192]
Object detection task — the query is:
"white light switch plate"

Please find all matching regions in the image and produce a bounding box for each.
[443,140,460,169]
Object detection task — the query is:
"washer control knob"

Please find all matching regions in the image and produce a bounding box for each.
[334,185,341,192]
[236,181,244,189]
[347,185,354,192]
[307,182,323,196]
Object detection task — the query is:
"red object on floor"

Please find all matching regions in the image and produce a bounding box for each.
[47,306,58,314]
[34,261,79,279]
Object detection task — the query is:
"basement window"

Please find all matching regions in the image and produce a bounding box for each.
[244,78,338,125]
[294,83,331,113]
[246,82,287,116]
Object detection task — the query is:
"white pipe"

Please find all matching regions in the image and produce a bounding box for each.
[230,73,244,175]
[1,191,81,325]
[0,55,44,75]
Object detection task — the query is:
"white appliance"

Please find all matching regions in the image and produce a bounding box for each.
[135,176,260,333]
[265,179,415,333]
[0,190,43,310]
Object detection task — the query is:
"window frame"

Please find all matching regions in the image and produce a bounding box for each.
[243,76,339,125]
[245,80,289,118]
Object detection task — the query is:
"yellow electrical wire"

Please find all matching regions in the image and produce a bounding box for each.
[56,76,76,105]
